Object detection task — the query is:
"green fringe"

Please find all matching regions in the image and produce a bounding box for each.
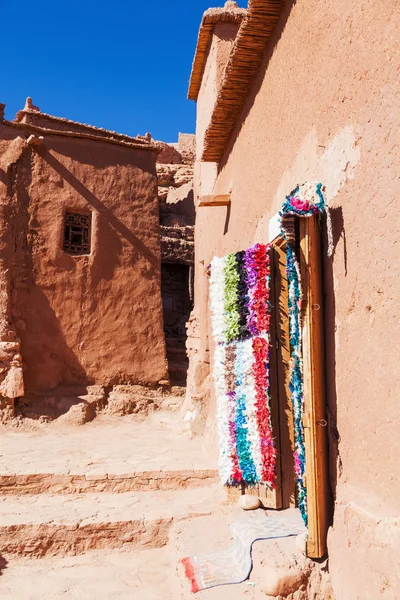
[224,254,241,342]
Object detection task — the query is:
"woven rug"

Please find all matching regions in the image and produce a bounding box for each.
[181,516,306,593]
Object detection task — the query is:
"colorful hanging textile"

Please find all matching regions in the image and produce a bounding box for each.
[279,182,329,527]
[209,244,276,488]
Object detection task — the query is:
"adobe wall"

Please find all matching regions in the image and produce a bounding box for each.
[196,22,240,159]
[156,135,195,385]
[192,1,400,598]
[0,121,168,401]
[0,124,26,420]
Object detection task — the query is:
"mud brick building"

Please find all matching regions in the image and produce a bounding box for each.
[0,99,194,420]
[183,1,400,598]
[157,134,195,384]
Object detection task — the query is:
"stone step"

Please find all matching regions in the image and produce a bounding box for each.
[170,509,261,599]
[0,484,225,558]
[0,547,176,600]
[0,469,218,495]
[0,412,216,490]
[0,514,330,600]
[170,509,321,600]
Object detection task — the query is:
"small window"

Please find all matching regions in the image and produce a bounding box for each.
[63,212,91,255]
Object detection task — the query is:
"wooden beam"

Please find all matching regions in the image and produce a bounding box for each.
[272,241,296,508]
[299,216,330,559]
[198,194,231,207]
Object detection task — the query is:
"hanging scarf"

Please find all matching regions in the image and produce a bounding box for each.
[280,182,329,527]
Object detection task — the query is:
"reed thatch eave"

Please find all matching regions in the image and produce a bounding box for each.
[188,5,247,101]
[201,0,285,163]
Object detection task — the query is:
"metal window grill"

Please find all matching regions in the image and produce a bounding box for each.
[63,212,91,255]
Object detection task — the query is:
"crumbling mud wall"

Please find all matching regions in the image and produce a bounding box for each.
[157,134,195,385]
[0,104,168,420]
[0,113,25,421]
[157,133,195,267]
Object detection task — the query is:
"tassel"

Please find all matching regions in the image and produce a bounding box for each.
[181,558,201,594]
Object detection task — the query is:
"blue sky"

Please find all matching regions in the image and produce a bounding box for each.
[2,0,247,142]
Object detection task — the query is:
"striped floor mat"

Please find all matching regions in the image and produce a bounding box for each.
[181,515,306,593]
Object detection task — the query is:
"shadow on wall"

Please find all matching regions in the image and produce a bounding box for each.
[0,555,8,576]
[39,149,160,273]
[159,188,196,227]
[9,148,90,398]
[323,206,347,503]
[0,167,6,185]
[223,203,231,235]
[219,0,298,172]
[89,210,123,289]
[174,188,195,225]
[16,285,91,404]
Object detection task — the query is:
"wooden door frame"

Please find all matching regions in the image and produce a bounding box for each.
[271,215,330,557]
[225,218,331,555]
[271,238,296,509]
[299,216,330,559]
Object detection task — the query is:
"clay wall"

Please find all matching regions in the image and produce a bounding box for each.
[196,22,240,159]
[0,126,26,420]
[0,121,168,399]
[191,1,400,598]
[156,136,195,385]
[157,137,195,267]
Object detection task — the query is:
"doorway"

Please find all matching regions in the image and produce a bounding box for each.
[161,263,193,385]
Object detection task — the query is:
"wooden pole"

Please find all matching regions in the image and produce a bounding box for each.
[299,216,330,559]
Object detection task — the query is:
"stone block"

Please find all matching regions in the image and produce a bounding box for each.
[156,142,182,165]
[57,401,94,425]
[238,494,261,510]
[107,392,155,416]
[0,366,24,398]
[261,566,306,597]
[15,319,26,331]
[295,533,308,554]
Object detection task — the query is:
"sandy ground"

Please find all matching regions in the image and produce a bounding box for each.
[0,548,175,600]
[0,412,216,476]
[0,414,308,599]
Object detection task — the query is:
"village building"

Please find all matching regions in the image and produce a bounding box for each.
[157,134,195,384]
[0,0,398,598]
[0,98,195,421]
[183,1,400,599]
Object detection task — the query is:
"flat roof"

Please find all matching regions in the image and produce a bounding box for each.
[8,101,158,152]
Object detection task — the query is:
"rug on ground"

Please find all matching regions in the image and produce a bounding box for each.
[181,515,307,593]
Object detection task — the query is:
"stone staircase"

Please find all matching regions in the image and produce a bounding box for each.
[0,413,332,599]
[0,485,223,559]
[0,411,224,598]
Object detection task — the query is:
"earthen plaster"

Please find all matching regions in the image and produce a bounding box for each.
[190,0,400,597]
[0,112,168,400]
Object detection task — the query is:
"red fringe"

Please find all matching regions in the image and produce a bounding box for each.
[181,557,201,594]
[252,336,277,486]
